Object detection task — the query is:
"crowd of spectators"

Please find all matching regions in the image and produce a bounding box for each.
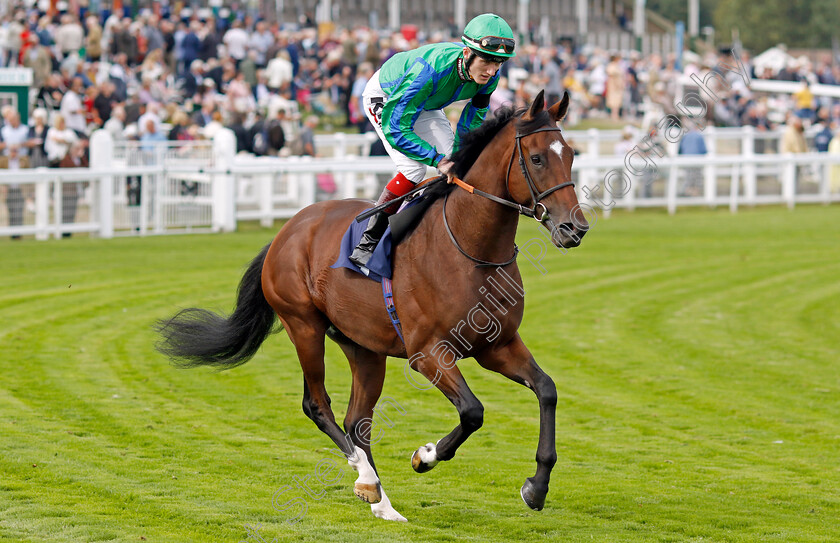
[1,0,840,173]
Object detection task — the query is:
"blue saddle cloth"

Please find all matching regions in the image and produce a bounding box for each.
[331,181,455,283]
[331,215,395,283]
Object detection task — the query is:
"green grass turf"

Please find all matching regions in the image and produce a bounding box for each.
[1,205,839,542]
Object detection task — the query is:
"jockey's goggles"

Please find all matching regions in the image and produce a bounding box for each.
[463,34,515,57]
[478,36,515,54]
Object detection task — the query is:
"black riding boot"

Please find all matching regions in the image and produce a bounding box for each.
[349,211,391,268]
[349,186,402,268]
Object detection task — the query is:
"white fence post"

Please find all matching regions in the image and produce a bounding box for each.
[729,163,740,213]
[782,158,796,209]
[212,129,238,232]
[666,159,678,214]
[580,128,600,209]
[90,130,114,238]
[35,178,49,241]
[703,126,717,207]
[742,126,756,206]
[820,161,831,205]
[259,170,275,228]
[53,176,62,238]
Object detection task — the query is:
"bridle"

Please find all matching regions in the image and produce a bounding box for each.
[445,121,576,267]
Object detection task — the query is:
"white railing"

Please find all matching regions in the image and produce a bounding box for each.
[108,125,821,163]
[2,128,839,240]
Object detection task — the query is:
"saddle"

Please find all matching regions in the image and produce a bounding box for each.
[331,178,456,282]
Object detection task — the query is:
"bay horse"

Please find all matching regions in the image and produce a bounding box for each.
[156,90,587,521]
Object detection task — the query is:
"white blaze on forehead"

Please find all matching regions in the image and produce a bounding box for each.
[550,140,564,160]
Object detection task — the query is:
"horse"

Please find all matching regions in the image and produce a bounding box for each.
[156,90,588,522]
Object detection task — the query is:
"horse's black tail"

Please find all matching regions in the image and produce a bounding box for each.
[155,243,281,370]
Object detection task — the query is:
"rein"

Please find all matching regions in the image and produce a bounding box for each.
[445,122,575,267]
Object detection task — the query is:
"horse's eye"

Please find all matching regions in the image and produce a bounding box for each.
[530,154,542,166]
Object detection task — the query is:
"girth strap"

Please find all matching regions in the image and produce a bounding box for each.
[382,277,405,344]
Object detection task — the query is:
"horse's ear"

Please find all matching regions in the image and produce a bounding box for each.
[526,90,545,119]
[548,91,570,123]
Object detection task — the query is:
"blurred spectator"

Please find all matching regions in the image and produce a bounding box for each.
[266,49,294,91]
[606,54,625,121]
[137,102,162,137]
[180,21,201,74]
[140,118,167,152]
[3,13,24,67]
[201,110,225,139]
[2,144,24,238]
[168,110,197,142]
[350,62,374,133]
[36,73,65,112]
[781,116,807,154]
[85,15,103,62]
[299,115,319,157]
[813,121,833,153]
[28,108,49,168]
[227,113,250,153]
[678,121,708,196]
[614,125,635,156]
[1,111,36,163]
[45,114,79,167]
[266,109,288,155]
[93,81,119,123]
[240,50,259,89]
[22,33,51,89]
[55,14,84,60]
[829,127,840,192]
[793,82,815,121]
[103,106,127,142]
[250,21,273,67]
[60,77,87,134]
[224,19,249,67]
[58,141,89,237]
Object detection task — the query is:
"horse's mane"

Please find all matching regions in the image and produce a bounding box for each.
[409,106,553,210]
[392,107,555,241]
[450,107,521,178]
[450,107,552,178]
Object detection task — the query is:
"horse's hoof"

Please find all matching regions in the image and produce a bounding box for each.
[520,477,547,511]
[410,443,438,473]
[354,481,382,504]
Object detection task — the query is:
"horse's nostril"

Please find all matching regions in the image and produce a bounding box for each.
[549,222,582,245]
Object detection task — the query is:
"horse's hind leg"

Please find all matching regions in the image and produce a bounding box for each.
[475,334,556,511]
[328,329,407,521]
[283,315,356,459]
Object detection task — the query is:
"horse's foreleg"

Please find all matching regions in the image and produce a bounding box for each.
[475,334,557,511]
[407,351,484,473]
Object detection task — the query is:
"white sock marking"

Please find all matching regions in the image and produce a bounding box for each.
[371,487,407,522]
[347,446,378,486]
[417,442,438,467]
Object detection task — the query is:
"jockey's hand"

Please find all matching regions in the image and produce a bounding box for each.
[437,158,456,183]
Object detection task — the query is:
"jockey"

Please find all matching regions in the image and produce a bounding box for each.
[349,13,516,268]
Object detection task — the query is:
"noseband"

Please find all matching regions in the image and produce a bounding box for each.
[445,121,576,267]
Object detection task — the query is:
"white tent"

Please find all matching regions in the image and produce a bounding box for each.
[753,46,794,75]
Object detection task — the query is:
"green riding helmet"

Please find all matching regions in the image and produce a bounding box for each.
[461,13,516,61]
